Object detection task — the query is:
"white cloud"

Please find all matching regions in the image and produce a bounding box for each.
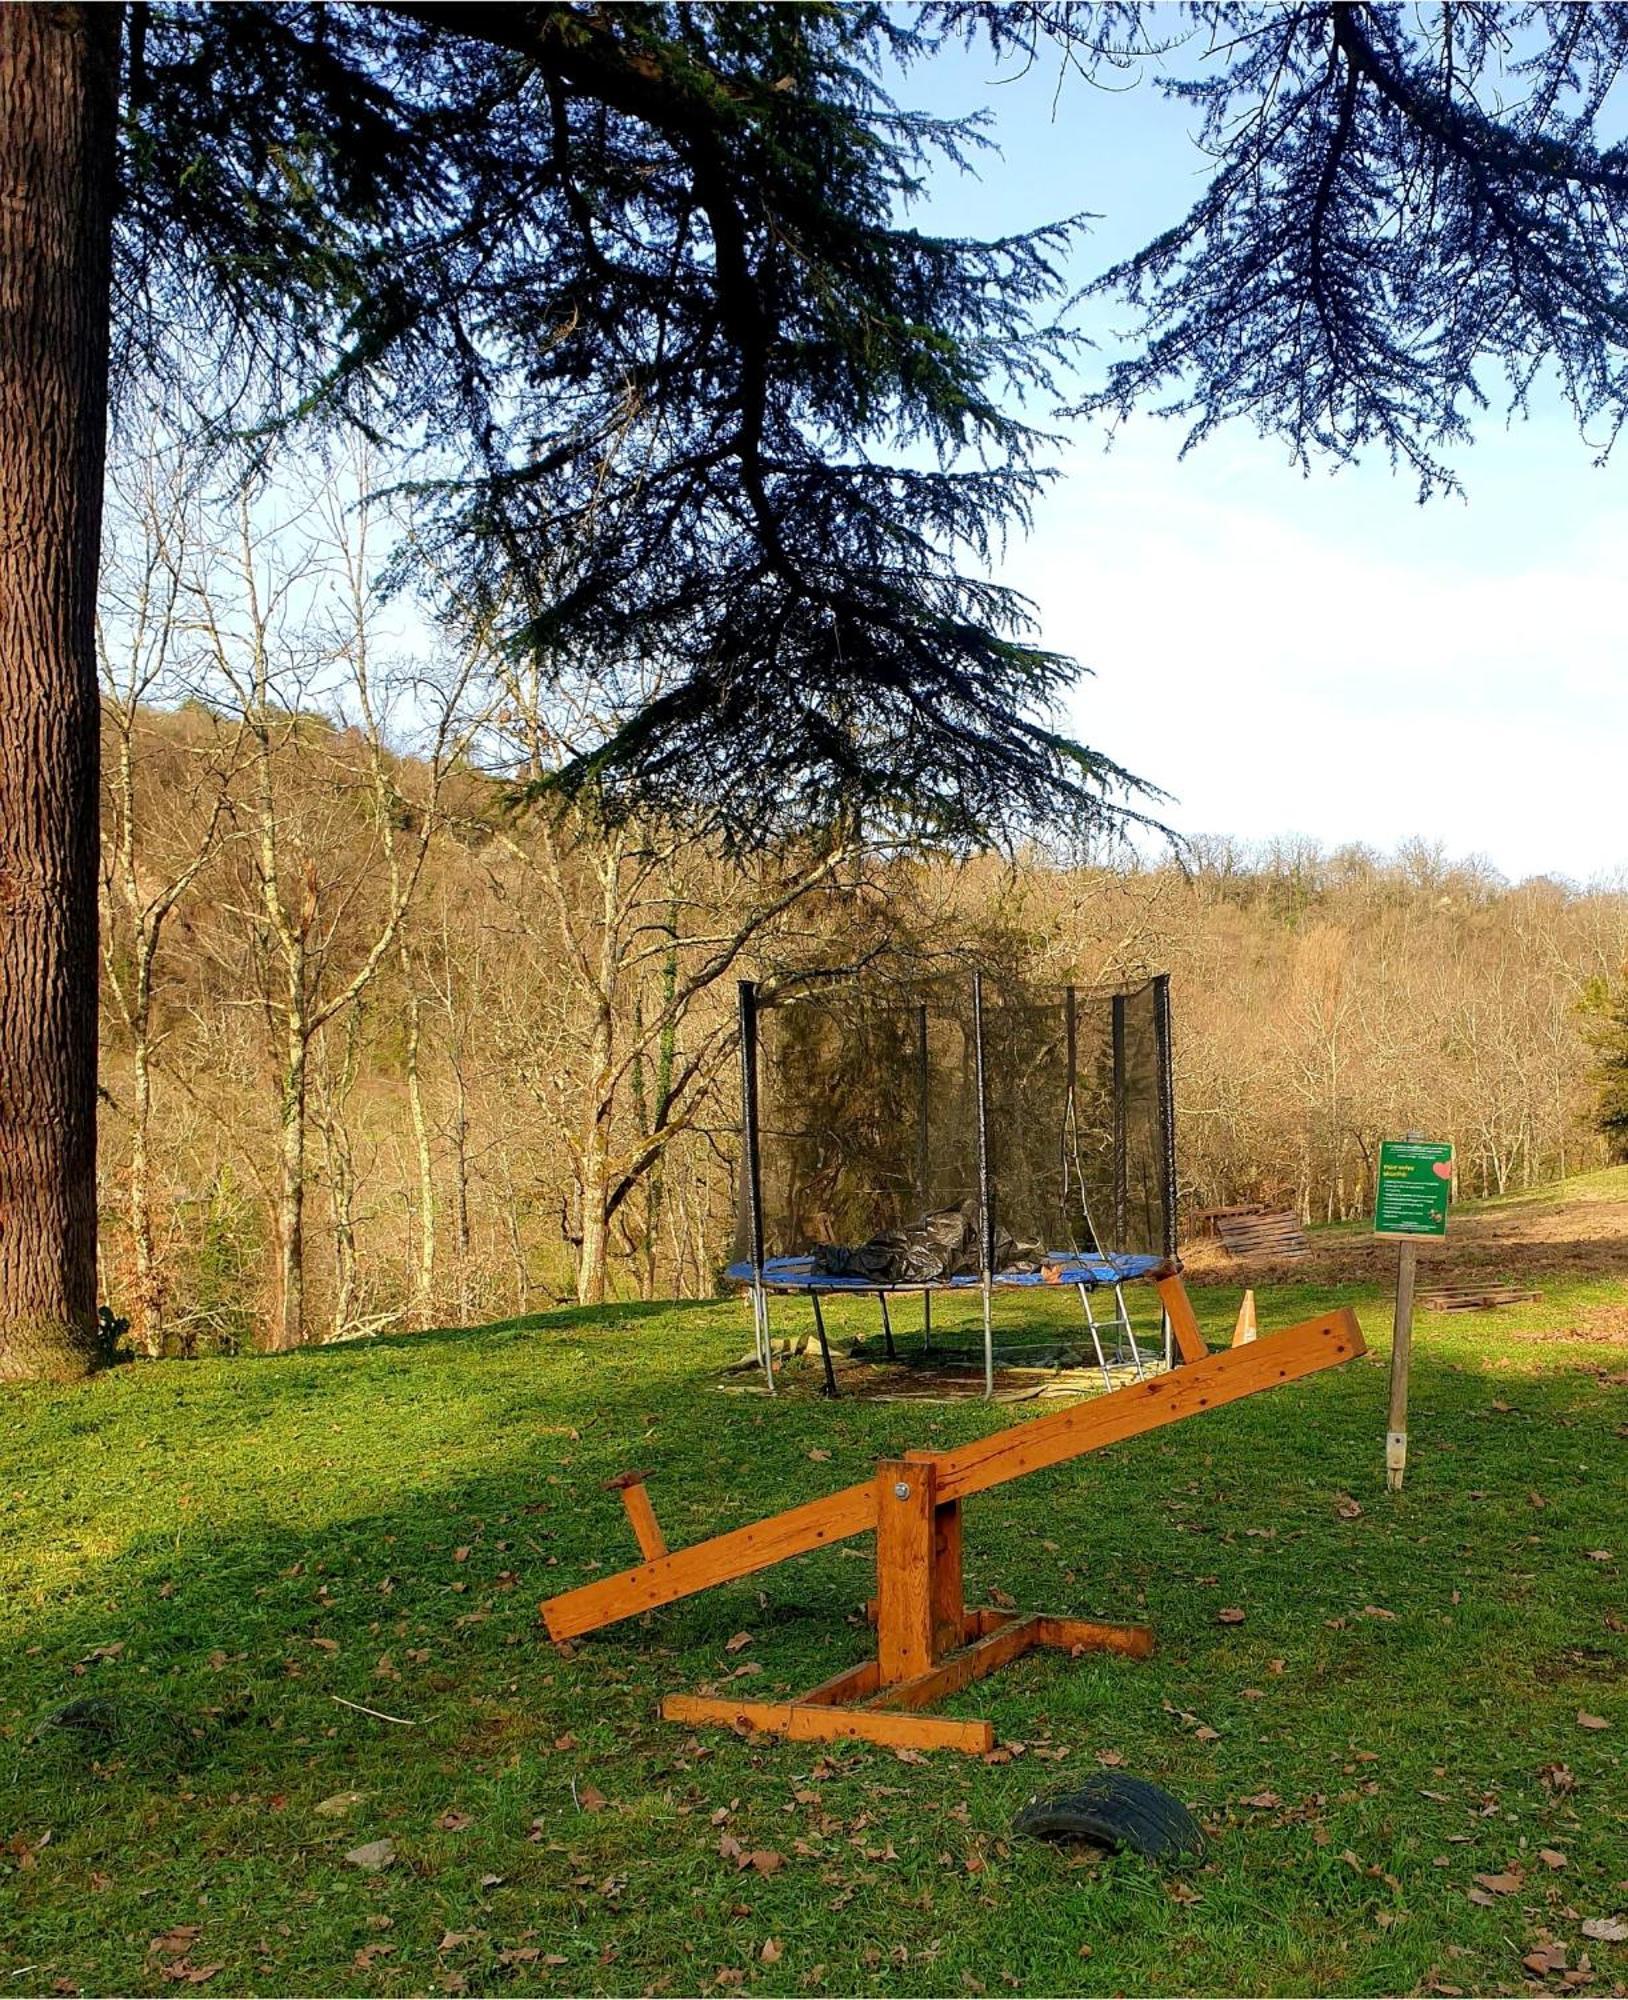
[1004,425,1628,881]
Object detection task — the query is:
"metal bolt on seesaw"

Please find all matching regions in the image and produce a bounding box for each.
[539,1269,1366,1755]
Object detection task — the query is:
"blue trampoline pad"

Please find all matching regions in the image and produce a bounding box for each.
[725,1252,1164,1293]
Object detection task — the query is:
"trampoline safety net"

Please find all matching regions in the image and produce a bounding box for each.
[733,974,1176,1273]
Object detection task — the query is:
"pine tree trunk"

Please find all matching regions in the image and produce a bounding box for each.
[0,6,119,1382]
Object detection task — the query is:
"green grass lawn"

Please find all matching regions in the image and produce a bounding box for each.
[3,1277,1625,1997]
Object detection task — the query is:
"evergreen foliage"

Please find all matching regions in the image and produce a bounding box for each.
[110,4,1628,833]
[116,2,1148,847]
[959,2,1628,496]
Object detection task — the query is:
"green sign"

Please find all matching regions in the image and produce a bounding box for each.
[1374,1139,1453,1239]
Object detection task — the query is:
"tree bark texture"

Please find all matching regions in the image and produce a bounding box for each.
[0,5,118,1382]
[272,992,308,1352]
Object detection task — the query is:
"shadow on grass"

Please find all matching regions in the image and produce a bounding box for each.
[8,1340,1624,1750]
[280,1293,737,1360]
[5,1324,1627,1998]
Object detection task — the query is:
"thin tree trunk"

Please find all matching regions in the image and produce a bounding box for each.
[500,1148,528,1315]
[0,5,119,1380]
[128,1031,163,1354]
[271,967,309,1352]
[327,1124,358,1340]
[315,1013,361,1341]
[402,977,435,1316]
[449,1061,471,1318]
[576,1146,610,1306]
[574,992,615,1306]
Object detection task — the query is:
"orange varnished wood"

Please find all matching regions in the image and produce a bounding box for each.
[542,1477,875,1641]
[800,1658,882,1706]
[1155,1272,1210,1364]
[871,1608,1152,1713]
[930,1309,1365,1508]
[1032,1614,1154,1659]
[931,1498,964,1658]
[618,1481,668,1560]
[542,1305,1365,1643]
[871,1613,1043,1711]
[659,1693,994,1754]
[874,1458,937,1681]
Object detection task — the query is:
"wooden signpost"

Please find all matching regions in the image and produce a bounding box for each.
[1373,1136,1453,1493]
[541,1269,1367,1754]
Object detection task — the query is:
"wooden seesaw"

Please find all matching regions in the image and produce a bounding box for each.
[540,1269,1366,1755]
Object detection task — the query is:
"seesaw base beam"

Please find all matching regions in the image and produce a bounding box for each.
[660,1693,995,1755]
[660,1605,1151,1757]
[657,1454,1152,1757]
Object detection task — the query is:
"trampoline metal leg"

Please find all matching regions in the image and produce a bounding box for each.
[1116,1283,1146,1380]
[982,1280,994,1400]
[755,1285,776,1396]
[810,1291,839,1398]
[1078,1284,1113,1394]
[876,1290,897,1361]
[922,1289,932,1353]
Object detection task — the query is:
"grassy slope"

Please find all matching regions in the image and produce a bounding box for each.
[2,1275,1625,1998]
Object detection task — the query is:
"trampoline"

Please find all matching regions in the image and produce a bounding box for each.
[730,971,1178,1397]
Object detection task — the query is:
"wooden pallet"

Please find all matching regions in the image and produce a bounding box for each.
[1419,1283,1539,1313]
[1213,1209,1308,1259]
[1197,1203,1268,1230]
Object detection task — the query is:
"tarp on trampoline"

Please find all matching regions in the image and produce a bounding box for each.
[725,1251,1165,1293]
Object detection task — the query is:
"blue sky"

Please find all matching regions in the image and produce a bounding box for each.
[898,28,1628,884]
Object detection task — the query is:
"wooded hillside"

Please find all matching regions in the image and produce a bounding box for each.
[97,693,1628,1353]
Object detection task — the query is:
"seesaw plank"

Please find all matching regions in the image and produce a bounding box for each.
[541,1309,1365,1642]
[930,1309,1364,1506]
[543,1477,876,1641]
[1156,1272,1210,1364]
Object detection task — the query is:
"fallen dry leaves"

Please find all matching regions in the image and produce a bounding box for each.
[716,1834,784,1875]
[146,1927,221,1986]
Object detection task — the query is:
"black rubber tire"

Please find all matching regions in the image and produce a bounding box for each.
[1012,1774,1205,1862]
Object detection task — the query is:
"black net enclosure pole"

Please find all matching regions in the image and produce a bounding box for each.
[1111,992,1128,1251]
[1152,973,1178,1260]
[1151,971,1177,1369]
[737,979,772,1391]
[972,971,995,1398]
[1063,985,1078,1233]
[914,1004,930,1209]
